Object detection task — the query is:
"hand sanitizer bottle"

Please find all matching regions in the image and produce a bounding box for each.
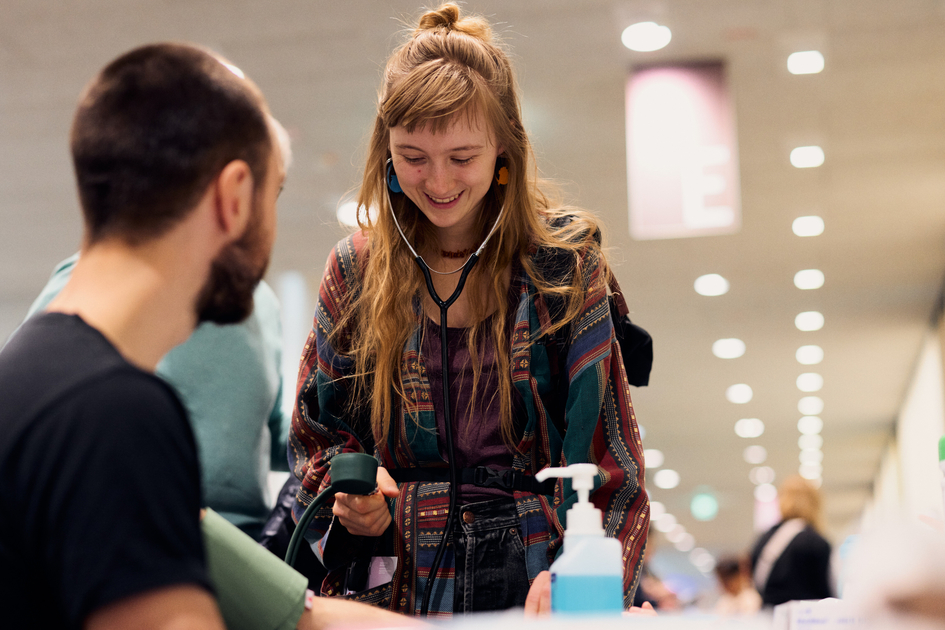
[535,464,624,615]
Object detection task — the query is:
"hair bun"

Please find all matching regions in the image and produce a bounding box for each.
[416,3,492,41]
[418,3,460,31]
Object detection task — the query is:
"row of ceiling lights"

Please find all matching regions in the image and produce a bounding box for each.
[700,207,828,490]
[645,208,828,573]
[625,22,829,572]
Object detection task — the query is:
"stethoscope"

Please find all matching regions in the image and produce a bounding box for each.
[385,157,505,615]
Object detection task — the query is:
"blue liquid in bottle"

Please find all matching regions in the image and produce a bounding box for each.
[551,573,624,615]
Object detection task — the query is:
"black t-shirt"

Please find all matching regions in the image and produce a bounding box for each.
[750,520,832,606]
[0,313,211,628]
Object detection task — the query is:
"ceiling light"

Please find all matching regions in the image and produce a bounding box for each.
[690,547,712,565]
[666,524,687,543]
[675,533,696,552]
[621,22,672,52]
[638,424,646,440]
[744,445,767,464]
[655,512,677,532]
[735,418,765,438]
[337,201,359,226]
[792,216,825,237]
[787,50,825,75]
[726,383,753,404]
[798,416,823,435]
[650,500,666,520]
[713,338,746,359]
[221,61,246,79]
[694,273,730,296]
[654,468,680,489]
[794,269,825,290]
[797,373,823,392]
[691,493,719,521]
[799,434,823,450]
[799,463,823,480]
[790,146,825,168]
[754,483,777,502]
[690,548,715,572]
[795,311,825,332]
[336,200,377,227]
[644,448,665,468]
[749,466,775,485]
[800,449,824,464]
[796,345,824,365]
[694,557,716,572]
[799,396,824,415]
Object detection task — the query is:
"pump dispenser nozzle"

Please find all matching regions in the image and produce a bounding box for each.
[536,463,604,536]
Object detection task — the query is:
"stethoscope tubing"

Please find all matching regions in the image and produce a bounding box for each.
[415,253,478,616]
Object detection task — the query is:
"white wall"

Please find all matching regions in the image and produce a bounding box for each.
[867,330,945,527]
[897,332,945,521]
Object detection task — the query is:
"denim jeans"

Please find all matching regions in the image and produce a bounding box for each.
[452,496,531,613]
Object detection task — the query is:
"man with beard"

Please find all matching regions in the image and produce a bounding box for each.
[0,44,408,630]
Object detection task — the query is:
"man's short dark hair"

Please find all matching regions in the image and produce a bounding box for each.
[70,43,272,244]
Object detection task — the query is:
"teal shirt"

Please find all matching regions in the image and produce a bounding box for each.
[26,254,290,539]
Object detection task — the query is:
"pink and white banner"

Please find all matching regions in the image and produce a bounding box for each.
[626,62,741,240]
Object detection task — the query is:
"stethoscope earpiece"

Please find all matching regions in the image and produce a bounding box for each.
[386,159,402,194]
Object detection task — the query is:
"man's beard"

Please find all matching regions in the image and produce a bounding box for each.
[194,209,270,325]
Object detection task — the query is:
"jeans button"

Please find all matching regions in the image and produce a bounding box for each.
[463,511,475,524]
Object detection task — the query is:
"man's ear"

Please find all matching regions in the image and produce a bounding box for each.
[213,160,254,239]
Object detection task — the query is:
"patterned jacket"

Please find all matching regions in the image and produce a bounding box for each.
[288,230,649,616]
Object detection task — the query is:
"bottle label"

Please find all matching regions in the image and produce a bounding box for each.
[550,574,623,614]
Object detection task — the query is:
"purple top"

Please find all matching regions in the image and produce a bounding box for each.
[422,315,516,502]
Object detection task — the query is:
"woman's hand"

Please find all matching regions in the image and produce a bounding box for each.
[332,466,400,536]
[625,601,657,616]
[524,571,551,616]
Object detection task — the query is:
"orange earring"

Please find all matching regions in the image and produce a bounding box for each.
[495,166,509,185]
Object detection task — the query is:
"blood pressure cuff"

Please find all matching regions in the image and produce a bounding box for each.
[201,508,308,630]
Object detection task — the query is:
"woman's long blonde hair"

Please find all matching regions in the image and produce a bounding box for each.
[779,475,824,531]
[335,3,607,448]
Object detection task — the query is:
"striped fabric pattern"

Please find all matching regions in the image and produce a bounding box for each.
[288,231,649,615]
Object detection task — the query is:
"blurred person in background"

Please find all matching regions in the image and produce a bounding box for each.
[750,475,832,606]
[713,555,761,615]
[632,527,681,611]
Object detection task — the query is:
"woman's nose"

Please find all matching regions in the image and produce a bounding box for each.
[426,163,452,196]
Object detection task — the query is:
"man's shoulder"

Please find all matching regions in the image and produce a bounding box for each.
[1,313,126,395]
[1,313,186,438]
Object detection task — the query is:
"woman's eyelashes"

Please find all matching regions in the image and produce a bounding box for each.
[399,155,477,165]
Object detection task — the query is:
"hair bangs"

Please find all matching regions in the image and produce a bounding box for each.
[383,60,495,135]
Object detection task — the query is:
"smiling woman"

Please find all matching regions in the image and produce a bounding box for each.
[389,114,503,249]
[287,1,648,618]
